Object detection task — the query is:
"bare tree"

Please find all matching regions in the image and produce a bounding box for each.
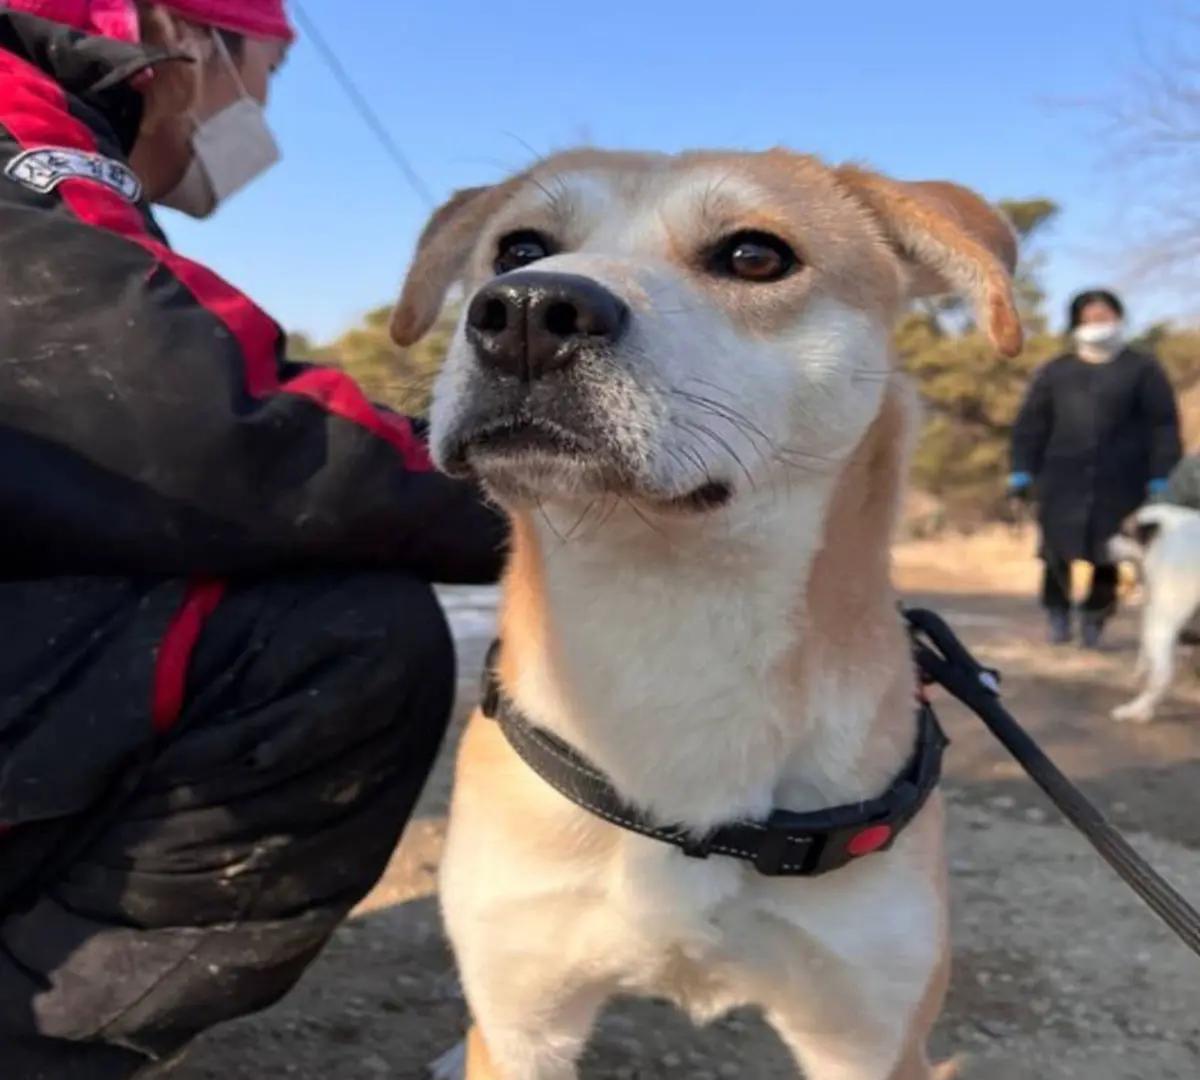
[1098,9,1200,290]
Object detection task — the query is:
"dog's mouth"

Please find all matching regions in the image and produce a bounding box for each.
[444,416,733,514]
[448,416,594,469]
[655,479,734,514]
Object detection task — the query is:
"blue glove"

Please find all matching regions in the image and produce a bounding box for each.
[1008,471,1033,497]
[1148,478,1170,498]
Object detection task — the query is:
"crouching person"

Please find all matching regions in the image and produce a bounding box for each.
[0,2,505,1075]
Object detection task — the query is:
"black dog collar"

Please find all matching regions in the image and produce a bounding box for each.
[480,642,948,878]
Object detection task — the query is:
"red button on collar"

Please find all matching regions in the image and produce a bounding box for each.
[847,824,893,857]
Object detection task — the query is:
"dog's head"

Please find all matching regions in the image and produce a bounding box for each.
[393,150,1020,516]
[1108,511,1163,565]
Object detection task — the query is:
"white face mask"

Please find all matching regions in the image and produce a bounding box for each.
[1074,320,1123,349]
[158,32,281,219]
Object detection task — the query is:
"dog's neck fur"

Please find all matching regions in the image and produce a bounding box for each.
[497,387,915,833]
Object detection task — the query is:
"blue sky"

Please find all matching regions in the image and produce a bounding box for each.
[165,0,1196,342]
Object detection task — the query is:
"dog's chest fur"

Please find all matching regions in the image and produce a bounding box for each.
[442,486,943,1027]
[506,484,883,830]
[600,823,939,1019]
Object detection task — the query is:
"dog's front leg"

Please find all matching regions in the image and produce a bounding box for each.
[765,926,950,1080]
[453,974,609,1080]
[460,1026,505,1080]
[771,1014,932,1080]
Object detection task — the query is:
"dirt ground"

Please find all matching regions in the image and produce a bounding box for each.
[179,528,1200,1080]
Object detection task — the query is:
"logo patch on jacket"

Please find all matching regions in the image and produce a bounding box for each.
[4,147,142,203]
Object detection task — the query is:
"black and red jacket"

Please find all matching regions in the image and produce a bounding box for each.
[0,12,506,582]
[0,13,507,852]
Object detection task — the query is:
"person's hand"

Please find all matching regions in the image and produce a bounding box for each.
[1007,471,1033,501]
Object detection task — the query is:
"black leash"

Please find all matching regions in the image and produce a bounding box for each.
[905,606,1200,959]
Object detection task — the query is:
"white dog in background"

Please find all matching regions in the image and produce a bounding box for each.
[1108,503,1200,724]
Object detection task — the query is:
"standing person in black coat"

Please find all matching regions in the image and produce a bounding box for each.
[1010,289,1182,647]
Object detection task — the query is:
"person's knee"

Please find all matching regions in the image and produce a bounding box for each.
[0,578,462,1073]
[166,572,458,807]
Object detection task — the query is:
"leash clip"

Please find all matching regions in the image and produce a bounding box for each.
[905,607,1002,697]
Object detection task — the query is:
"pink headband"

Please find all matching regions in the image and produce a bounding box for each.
[5,0,140,41]
[5,0,295,43]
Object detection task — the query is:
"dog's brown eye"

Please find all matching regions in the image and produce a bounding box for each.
[714,231,797,282]
[494,231,552,275]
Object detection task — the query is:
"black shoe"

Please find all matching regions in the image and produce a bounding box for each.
[1081,613,1106,649]
[1047,609,1071,644]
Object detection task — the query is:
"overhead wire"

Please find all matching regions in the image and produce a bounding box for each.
[291,0,437,208]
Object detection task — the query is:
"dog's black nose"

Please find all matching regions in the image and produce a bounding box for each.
[465,271,628,381]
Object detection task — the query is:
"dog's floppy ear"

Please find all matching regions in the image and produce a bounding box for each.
[835,167,1023,357]
[1134,516,1162,547]
[391,184,505,346]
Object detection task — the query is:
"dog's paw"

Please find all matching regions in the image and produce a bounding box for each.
[1111,701,1154,725]
[427,1041,466,1080]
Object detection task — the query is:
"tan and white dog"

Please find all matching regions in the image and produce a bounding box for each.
[392,149,1021,1080]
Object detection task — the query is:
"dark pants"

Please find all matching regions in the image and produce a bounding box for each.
[0,573,455,1078]
[1041,556,1119,616]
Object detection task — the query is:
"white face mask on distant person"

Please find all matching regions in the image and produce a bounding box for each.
[158,32,281,219]
[1074,321,1123,349]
